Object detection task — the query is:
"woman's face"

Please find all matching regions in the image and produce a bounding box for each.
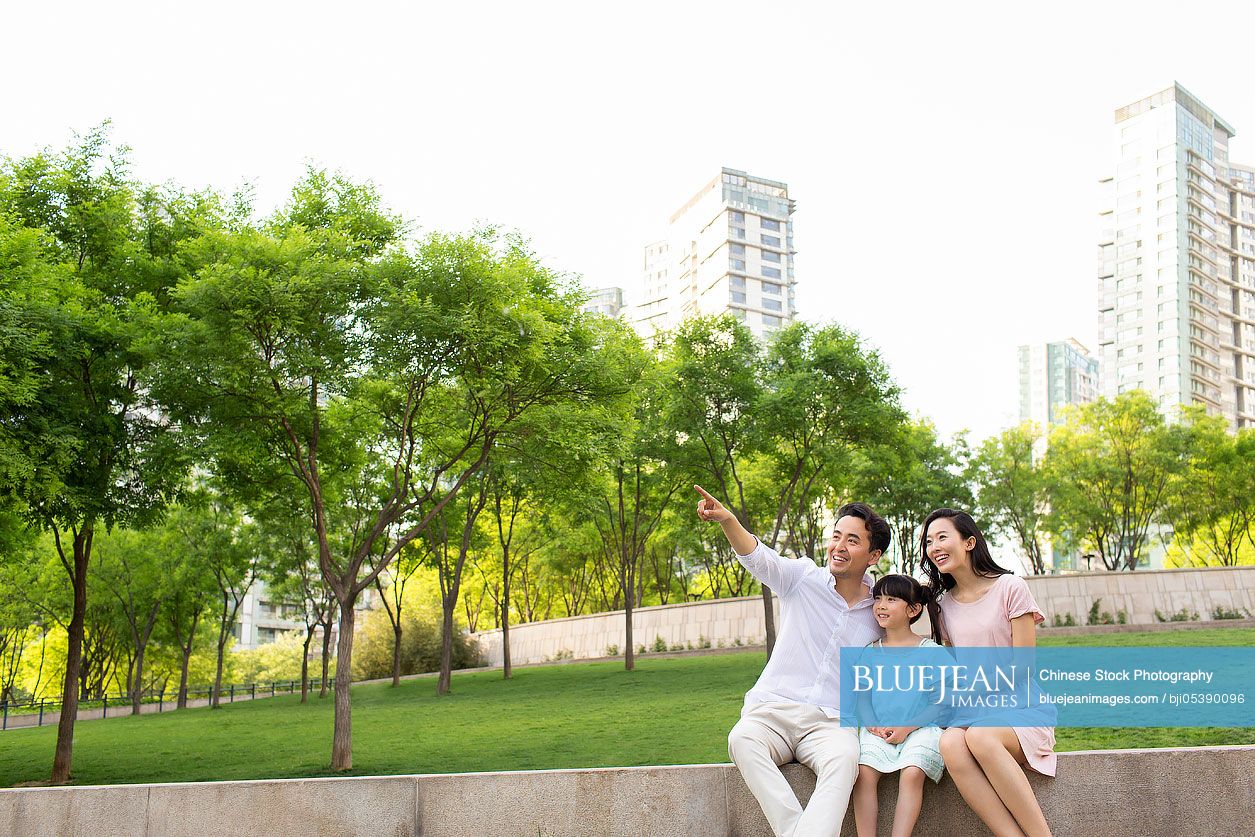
[924,516,974,575]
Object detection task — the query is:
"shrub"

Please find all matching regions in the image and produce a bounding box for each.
[1156,607,1199,623]
[1087,599,1103,626]
[1211,606,1249,620]
[552,649,573,661]
[1116,609,1128,625]
[604,644,619,657]
[637,644,646,655]
[352,606,481,681]
[652,635,668,653]
[699,636,712,649]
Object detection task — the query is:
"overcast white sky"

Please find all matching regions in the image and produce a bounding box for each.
[7,1,1255,443]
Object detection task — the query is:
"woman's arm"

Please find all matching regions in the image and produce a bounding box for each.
[1010,613,1037,647]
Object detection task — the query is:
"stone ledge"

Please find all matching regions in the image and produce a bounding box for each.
[1,746,1252,836]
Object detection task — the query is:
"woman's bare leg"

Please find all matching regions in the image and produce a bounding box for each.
[939,728,1025,837]
[964,727,1051,837]
[853,764,881,837]
[890,766,926,837]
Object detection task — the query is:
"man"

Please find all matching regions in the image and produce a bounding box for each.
[694,485,888,837]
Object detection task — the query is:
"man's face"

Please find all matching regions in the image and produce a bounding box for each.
[826,515,880,581]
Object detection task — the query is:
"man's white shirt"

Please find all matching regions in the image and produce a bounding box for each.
[736,538,881,719]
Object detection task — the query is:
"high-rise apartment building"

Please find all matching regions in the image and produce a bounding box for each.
[583,286,625,318]
[1018,339,1100,428]
[1098,83,1255,429]
[635,168,797,341]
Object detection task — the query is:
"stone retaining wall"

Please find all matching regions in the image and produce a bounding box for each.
[471,566,1255,667]
[2,746,1251,836]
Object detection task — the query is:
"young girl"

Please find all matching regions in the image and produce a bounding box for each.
[851,573,945,837]
[921,508,1054,837]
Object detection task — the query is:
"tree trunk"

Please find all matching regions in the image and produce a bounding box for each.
[438,598,457,695]
[501,547,512,680]
[330,596,356,771]
[761,587,776,656]
[624,570,635,672]
[52,528,92,783]
[391,619,403,687]
[177,644,193,710]
[212,634,228,709]
[300,625,314,703]
[131,643,147,716]
[174,607,199,710]
[131,605,160,715]
[319,619,332,698]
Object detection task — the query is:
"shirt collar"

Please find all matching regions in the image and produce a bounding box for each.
[827,571,876,609]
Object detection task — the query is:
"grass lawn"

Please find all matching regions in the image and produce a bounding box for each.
[2,628,1252,787]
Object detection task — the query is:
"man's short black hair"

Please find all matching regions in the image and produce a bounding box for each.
[835,502,891,556]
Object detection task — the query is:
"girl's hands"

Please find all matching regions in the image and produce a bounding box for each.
[880,726,918,745]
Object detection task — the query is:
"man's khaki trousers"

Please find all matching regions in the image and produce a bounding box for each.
[728,702,860,837]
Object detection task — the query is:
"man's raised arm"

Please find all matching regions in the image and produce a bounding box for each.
[694,485,804,596]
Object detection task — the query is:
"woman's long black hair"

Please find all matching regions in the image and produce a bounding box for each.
[872,573,944,645]
[918,508,1010,596]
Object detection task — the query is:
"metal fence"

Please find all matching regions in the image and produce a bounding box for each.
[0,676,338,731]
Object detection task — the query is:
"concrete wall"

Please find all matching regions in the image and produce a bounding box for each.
[1025,565,1254,626]
[2,747,1252,836]
[471,566,1255,667]
[473,596,780,667]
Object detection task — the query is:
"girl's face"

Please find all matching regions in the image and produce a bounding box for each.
[924,517,975,575]
[873,592,921,629]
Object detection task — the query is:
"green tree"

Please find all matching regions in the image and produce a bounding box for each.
[256,495,336,702]
[157,178,626,768]
[757,322,902,561]
[969,422,1049,574]
[663,317,772,645]
[848,420,972,576]
[1162,413,1255,567]
[0,130,199,781]
[1044,392,1186,571]
[587,334,681,671]
[156,526,217,709]
[90,528,170,714]
[169,493,258,708]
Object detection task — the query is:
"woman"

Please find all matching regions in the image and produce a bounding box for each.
[921,508,1054,837]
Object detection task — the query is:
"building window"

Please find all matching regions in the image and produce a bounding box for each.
[761,282,782,296]
[730,243,746,256]
[731,226,746,240]
[731,291,746,304]
[762,314,782,327]
[762,251,781,263]
[761,218,781,232]
[730,258,746,271]
[761,234,781,247]
[762,266,782,279]
[730,211,745,223]
[763,298,783,312]
[730,275,746,290]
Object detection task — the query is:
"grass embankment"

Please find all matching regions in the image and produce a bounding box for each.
[2,627,1252,787]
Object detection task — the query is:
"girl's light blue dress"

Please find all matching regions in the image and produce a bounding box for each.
[857,637,946,783]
